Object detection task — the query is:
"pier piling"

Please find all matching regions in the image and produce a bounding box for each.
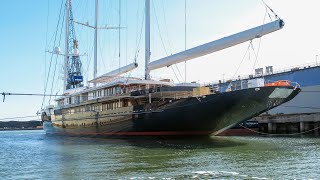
[253,113,320,136]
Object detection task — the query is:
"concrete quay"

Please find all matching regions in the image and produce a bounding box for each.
[254,113,320,135]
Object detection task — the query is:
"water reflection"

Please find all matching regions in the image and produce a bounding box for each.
[1,131,320,179]
[40,135,247,178]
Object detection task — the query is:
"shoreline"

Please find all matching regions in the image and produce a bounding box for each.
[0,128,43,131]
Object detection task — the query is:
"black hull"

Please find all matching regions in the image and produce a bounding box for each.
[43,86,300,136]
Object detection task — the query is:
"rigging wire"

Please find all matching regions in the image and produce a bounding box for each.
[2,92,63,102]
[250,9,268,74]
[152,1,168,56]
[107,2,121,72]
[232,41,252,79]
[3,92,66,97]
[228,2,281,88]
[119,0,121,71]
[300,90,320,92]
[184,0,187,82]
[170,66,181,83]
[250,41,261,73]
[261,0,280,20]
[226,42,252,89]
[161,0,173,55]
[152,1,183,82]
[81,0,92,84]
[133,7,144,64]
[3,92,133,102]
[98,29,107,73]
[48,10,65,105]
[282,105,320,110]
[96,0,105,74]
[84,43,94,84]
[48,54,59,105]
[265,6,273,21]
[4,89,320,99]
[44,0,50,95]
[239,123,320,136]
[110,31,120,70]
[134,0,140,56]
[0,115,39,121]
[125,0,128,66]
[41,0,65,110]
[133,1,142,62]
[174,64,184,82]
[82,1,95,83]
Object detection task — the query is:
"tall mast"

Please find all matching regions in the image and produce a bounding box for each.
[144,0,150,80]
[64,0,70,90]
[93,0,98,86]
[184,0,187,82]
[73,0,123,84]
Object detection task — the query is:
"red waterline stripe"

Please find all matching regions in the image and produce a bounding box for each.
[50,131,214,136]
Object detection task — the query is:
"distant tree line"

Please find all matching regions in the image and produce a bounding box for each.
[0,121,42,129]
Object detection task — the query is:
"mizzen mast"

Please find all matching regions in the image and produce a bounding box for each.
[93,0,98,87]
[144,0,151,80]
[64,0,70,90]
[74,0,127,85]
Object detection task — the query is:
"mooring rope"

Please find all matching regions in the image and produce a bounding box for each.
[238,124,320,136]
[1,92,65,102]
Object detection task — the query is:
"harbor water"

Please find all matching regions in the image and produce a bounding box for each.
[0,130,319,179]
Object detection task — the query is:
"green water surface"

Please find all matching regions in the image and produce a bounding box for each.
[0,130,319,179]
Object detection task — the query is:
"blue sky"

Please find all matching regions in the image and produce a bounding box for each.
[0,0,319,120]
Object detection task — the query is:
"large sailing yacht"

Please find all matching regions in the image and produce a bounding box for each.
[41,0,300,136]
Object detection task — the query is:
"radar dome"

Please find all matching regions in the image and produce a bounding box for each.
[54,47,61,54]
[72,48,80,56]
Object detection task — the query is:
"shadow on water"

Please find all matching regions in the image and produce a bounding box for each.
[44,134,246,149]
[123,136,247,149]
